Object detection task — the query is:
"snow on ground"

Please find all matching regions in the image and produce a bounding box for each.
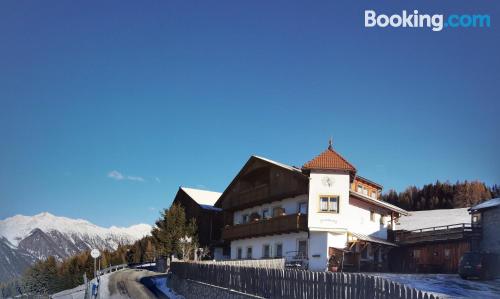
[97,271,112,299]
[51,283,86,299]
[152,275,184,299]
[371,273,500,299]
[395,208,470,231]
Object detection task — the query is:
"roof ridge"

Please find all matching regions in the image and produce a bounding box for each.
[302,146,356,172]
[327,147,356,170]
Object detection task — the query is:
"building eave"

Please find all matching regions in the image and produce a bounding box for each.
[349,190,409,216]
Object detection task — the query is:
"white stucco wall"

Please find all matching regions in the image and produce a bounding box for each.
[307,170,389,239]
[233,194,308,224]
[308,170,351,231]
[308,231,328,271]
[308,231,349,271]
[346,197,389,239]
[230,232,308,260]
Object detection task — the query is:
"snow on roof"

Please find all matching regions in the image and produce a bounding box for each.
[181,187,222,206]
[349,191,409,215]
[252,155,302,173]
[349,232,398,247]
[469,198,500,212]
[395,208,470,231]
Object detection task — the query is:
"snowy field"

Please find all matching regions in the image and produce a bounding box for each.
[371,273,500,299]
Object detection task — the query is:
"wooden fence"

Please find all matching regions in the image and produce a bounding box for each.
[170,262,440,299]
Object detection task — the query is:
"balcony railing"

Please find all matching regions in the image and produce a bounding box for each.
[393,223,481,245]
[222,213,308,241]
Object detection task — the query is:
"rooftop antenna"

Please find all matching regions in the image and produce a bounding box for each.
[328,137,333,150]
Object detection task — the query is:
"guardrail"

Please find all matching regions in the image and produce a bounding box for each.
[97,264,127,276]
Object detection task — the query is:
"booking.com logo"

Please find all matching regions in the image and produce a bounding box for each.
[365,10,491,32]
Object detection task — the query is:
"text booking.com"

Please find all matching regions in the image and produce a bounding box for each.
[365,10,491,32]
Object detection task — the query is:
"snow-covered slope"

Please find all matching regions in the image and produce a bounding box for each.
[395,208,471,231]
[0,212,150,247]
[0,212,152,282]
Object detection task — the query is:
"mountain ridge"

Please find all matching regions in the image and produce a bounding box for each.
[0,212,152,282]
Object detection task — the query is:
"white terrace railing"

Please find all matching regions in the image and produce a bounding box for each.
[195,258,286,269]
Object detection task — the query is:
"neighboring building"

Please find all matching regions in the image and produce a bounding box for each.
[171,187,227,259]
[215,142,408,271]
[469,198,500,254]
[390,208,477,273]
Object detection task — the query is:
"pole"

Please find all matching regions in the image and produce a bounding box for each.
[94,258,96,279]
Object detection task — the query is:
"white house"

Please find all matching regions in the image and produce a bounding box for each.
[215,142,408,271]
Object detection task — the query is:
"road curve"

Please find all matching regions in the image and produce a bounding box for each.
[103,269,159,299]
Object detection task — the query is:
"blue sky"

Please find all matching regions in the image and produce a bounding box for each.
[1,1,499,227]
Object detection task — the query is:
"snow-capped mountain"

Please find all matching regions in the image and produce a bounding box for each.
[0,212,151,282]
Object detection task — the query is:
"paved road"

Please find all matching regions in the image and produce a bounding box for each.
[100,269,159,299]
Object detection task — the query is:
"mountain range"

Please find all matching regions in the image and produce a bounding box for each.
[0,212,151,283]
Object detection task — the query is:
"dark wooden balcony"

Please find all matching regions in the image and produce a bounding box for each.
[393,223,481,245]
[222,213,308,241]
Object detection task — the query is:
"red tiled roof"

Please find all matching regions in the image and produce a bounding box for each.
[302,146,356,172]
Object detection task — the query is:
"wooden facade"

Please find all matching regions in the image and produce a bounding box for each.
[216,156,309,212]
[389,240,471,273]
[389,223,480,273]
[172,188,225,251]
[351,176,382,200]
[222,213,308,241]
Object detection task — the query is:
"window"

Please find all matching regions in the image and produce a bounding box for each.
[361,245,368,259]
[329,197,339,212]
[262,209,270,219]
[357,185,363,193]
[297,240,307,258]
[413,249,420,259]
[262,244,271,258]
[370,211,375,222]
[246,247,253,259]
[298,202,308,214]
[444,249,451,259]
[242,214,249,224]
[320,197,329,211]
[380,215,385,225]
[371,191,378,199]
[275,243,283,258]
[237,247,242,259]
[320,196,339,213]
[472,213,481,224]
[272,206,284,217]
